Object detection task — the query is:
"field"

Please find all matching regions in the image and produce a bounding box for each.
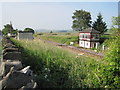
[35,32,79,47]
[12,38,108,88]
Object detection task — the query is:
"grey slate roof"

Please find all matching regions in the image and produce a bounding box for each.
[80,28,100,33]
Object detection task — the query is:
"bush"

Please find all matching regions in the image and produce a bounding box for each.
[91,47,97,50]
[100,36,120,88]
[52,33,57,35]
[66,33,71,35]
[37,33,43,35]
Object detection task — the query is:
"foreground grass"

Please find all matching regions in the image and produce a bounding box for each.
[12,38,107,88]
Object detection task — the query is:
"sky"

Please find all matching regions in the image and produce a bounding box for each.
[0,1,119,31]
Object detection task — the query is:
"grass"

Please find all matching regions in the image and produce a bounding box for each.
[35,32,79,46]
[0,40,2,58]
[35,32,112,49]
[11,38,108,88]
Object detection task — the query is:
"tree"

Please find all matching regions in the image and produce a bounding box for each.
[111,16,120,33]
[2,24,14,35]
[72,9,92,31]
[107,16,120,35]
[24,28,34,34]
[50,31,53,33]
[92,13,107,34]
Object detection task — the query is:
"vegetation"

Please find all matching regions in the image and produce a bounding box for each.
[111,16,120,33]
[72,10,92,31]
[92,13,107,34]
[50,31,53,33]
[36,33,78,46]
[98,16,120,88]
[24,28,35,34]
[100,36,120,88]
[2,23,17,35]
[11,17,120,88]
[12,38,107,88]
[0,41,2,56]
[2,22,34,36]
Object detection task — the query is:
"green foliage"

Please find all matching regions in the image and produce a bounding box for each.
[91,47,96,50]
[50,31,53,33]
[99,34,120,88]
[112,16,120,27]
[111,16,120,33]
[38,34,78,45]
[2,24,17,35]
[24,28,34,34]
[12,38,103,88]
[37,33,44,35]
[92,13,107,34]
[0,40,2,56]
[72,9,92,31]
[52,33,57,35]
[98,16,120,88]
[65,33,71,35]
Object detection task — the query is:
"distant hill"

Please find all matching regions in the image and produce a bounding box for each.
[35,29,73,33]
[58,30,68,32]
[35,29,50,33]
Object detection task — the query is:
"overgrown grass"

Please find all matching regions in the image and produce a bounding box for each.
[12,38,107,88]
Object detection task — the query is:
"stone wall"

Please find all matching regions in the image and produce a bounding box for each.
[0,37,37,89]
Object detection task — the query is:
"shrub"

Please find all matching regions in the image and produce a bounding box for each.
[52,33,57,35]
[37,33,43,35]
[100,36,120,88]
[66,33,71,35]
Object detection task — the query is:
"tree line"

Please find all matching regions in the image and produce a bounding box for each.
[2,22,34,36]
[72,9,107,34]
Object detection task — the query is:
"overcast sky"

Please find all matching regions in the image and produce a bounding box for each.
[0,1,118,31]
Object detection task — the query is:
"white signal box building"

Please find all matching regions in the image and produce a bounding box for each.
[79,28,100,49]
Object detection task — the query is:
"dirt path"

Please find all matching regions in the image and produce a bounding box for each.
[35,37,104,59]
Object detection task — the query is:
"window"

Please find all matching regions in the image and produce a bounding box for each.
[86,35,90,38]
[92,34,99,39]
[82,35,84,38]
[86,43,88,46]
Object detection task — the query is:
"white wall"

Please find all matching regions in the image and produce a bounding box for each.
[96,42,100,49]
[85,41,90,48]
[79,40,84,47]
[79,33,100,49]
[79,40,91,48]
[18,33,33,40]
